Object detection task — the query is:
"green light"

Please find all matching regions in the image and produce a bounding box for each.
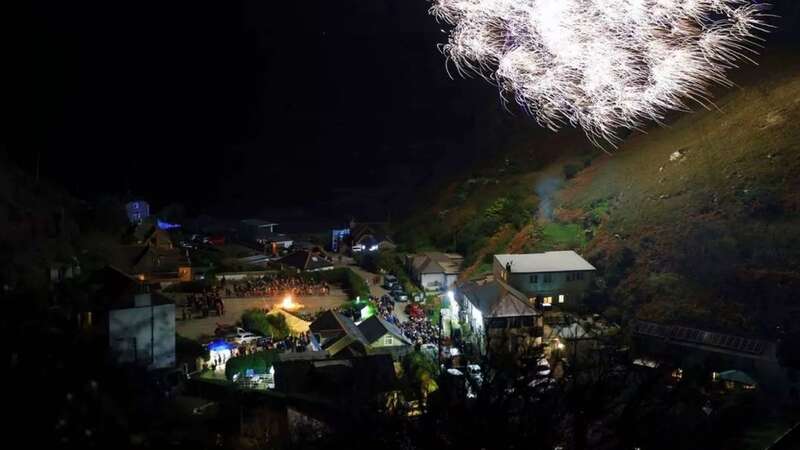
[361,304,375,320]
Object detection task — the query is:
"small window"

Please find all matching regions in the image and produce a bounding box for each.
[566,272,574,282]
[577,272,585,280]
[529,274,538,283]
[544,273,552,283]
[558,294,565,303]
[543,296,553,306]
[384,335,395,346]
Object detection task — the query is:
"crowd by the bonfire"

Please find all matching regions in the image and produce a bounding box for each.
[182,289,225,319]
[222,275,331,298]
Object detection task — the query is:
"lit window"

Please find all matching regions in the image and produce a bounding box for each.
[384,335,395,346]
[558,294,565,303]
[543,296,553,306]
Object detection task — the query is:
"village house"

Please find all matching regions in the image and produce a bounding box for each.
[79,266,176,370]
[112,221,192,285]
[457,278,543,357]
[348,222,396,254]
[494,251,596,308]
[407,252,464,291]
[358,315,413,350]
[308,310,411,359]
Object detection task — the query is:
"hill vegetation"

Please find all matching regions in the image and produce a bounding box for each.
[397,56,800,337]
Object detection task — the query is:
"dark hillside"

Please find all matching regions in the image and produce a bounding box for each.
[398,52,800,337]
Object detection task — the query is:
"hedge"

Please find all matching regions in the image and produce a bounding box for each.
[241,309,290,339]
[225,350,278,381]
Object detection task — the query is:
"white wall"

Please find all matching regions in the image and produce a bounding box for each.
[420,273,445,290]
[109,303,176,369]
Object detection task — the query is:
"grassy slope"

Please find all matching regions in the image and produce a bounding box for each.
[400,56,800,334]
[561,65,800,331]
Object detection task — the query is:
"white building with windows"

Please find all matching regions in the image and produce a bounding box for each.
[407,252,464,291]
[493,251,596,308]
[457,278,543,356]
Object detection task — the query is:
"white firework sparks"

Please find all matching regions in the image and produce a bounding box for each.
[430,0,773,147]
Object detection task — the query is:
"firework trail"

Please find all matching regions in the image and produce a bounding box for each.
[430,0,773,147]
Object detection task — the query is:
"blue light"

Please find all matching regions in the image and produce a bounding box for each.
[157,219,182,230]
[208,340,232,352]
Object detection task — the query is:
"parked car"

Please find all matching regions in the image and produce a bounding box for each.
[392,291,409,302]
[227,327,260,345]
[215,323,237,337]
[255,337,273,348]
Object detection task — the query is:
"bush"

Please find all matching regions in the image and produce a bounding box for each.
[266,313,290,339]
[241,309,289,339]
[402,350,439,396]
[603,246,636,287]
[225,350,277,381]
[563,163,581,180]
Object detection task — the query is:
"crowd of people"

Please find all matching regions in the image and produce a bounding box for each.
[222,275,331,298]
[377,294,438,345]
[400,316,439,345]
[182,289,225,320]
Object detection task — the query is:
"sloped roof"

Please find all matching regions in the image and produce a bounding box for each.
[279,250,333,271]
[132,222,157,243]
[495,251,596,273]
[310,311,370,357]
[109,232,190,277]
[411,252,463,275]
[88,266,172,311]
[357,315,412,345]
[311,310,368,342]
[553,322,591,340]
[460,280,538,318]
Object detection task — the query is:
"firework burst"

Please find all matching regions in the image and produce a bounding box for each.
[430,0,773,147]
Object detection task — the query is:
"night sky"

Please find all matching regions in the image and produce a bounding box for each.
[1,0,506,218]
[3,0,799,218]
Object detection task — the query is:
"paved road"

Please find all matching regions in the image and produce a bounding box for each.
[174,290,349,341]
[342,261,410,322]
